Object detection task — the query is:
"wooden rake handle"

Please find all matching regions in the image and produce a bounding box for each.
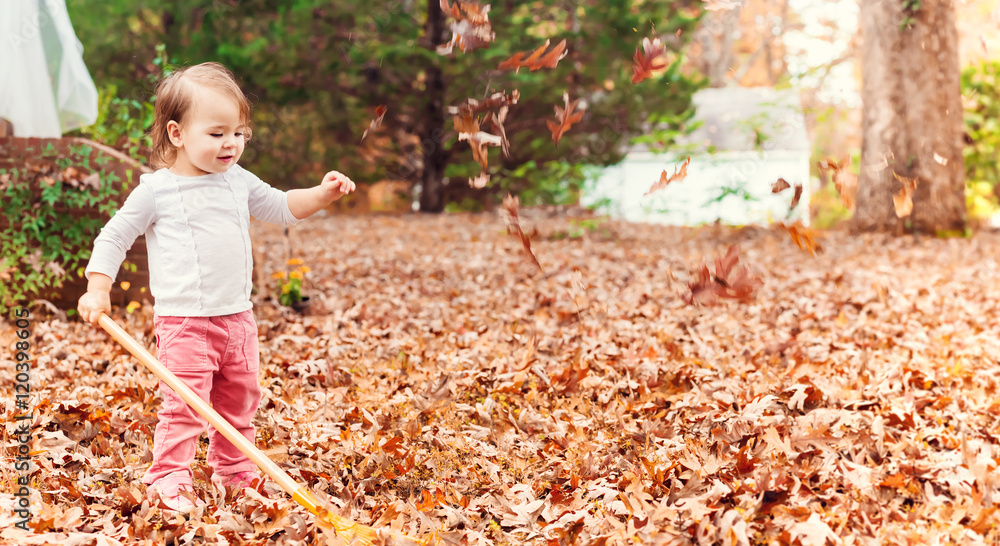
[97,314,324,514]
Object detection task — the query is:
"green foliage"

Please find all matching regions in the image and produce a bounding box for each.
[0,144,125,312]
[70,83,155,162]
[900,0,922,30]
[444,198,486,214]
[966,181,998,221]
[66,0,705,208]
[496,160,598,207]
[67,45,170,162]
[962,61,1000,192]
[811,182,852,229]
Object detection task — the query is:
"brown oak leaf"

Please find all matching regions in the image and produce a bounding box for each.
[547,91,584,146]
[771,177,790,193]
[469,172,489,189]
[645,157,691,196]
[790,183,804,211]
[818,155,857,210]
[685,245,761,305]
[453,105,501,171]
[632,37,667,84]
[497,39,568,73]
[780,221,823,257]
[501,194,542,271]
[460,89,519,114]
[437,0,495,55]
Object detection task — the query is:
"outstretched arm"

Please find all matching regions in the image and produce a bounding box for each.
[287,171,356,220]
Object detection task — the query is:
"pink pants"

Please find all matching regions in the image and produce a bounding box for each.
[142,310,262,486]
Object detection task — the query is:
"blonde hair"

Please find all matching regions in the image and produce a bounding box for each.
[149,62,253,169]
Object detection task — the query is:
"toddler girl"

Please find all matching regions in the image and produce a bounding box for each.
[77,62,355,512]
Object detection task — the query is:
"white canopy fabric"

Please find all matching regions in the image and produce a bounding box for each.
[0,0,98,137]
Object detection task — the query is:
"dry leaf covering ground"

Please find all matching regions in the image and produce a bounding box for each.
[3,212,1000,545]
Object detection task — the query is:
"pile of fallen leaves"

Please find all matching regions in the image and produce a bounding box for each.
[4,212,1000,544]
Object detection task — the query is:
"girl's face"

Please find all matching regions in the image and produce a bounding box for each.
[167,87,247,177]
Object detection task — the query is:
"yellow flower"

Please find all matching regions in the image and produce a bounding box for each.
[271,272,286,279]
[299,266,311,273]
[287,258,304,266]
[282,284,291,294]
[290,270,303,280]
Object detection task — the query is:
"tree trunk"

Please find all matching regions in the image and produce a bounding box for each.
[854,0,966,233]
[691,8,739,87]
[418,0,449,213]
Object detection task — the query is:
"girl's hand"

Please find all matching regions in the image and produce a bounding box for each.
[78,290,111,325]
[320,171,356,202]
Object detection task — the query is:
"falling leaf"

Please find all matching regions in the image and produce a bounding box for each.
[644,157,691,196]
[892,171,919,218]
[790,183,804,211]
[361,105,387,143]
[497,39,568,73]
[819,155,857,210]
[456,89,519,114]
[501,194,542,271]
[685,244,762,305]
[771,178,790,193]
[126,301,142,314]
[437,0,495,55]
[448,91,518,169]
[781,221,823,257]
[459,130,501,170]
[453,107,500,171]
[547,91,584,146]
[631,37,667,84]
[487,105,511,158]
[469,172,489,189]
[120,281,131,291]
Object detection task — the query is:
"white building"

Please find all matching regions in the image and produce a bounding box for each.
[583,87,811,226]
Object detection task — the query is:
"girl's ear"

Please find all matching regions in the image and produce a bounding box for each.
[166,120,184,148]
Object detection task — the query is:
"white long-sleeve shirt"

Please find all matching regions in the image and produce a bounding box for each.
[84,165,301,316]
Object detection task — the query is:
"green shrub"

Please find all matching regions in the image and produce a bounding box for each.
[0,143,128,313]
[68,43,169,162]
[2,47,168,313]
[961,60,1000,218]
